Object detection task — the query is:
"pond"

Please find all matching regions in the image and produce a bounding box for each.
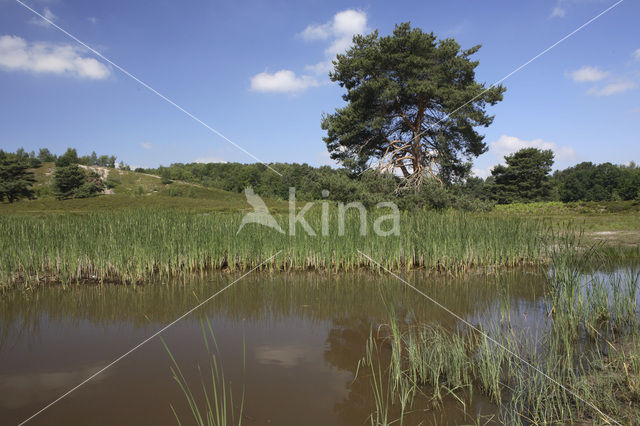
[0,267,633,425]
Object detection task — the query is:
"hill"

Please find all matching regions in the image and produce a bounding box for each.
[0,162,287,214]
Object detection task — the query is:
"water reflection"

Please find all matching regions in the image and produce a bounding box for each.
[0,270,550,425]
[0,364,108,410]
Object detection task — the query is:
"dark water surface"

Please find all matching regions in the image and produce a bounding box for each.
[0,271,550,425]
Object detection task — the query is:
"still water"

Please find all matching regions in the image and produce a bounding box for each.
[0,271,550,425]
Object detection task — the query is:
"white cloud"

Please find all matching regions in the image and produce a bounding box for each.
[328,10,367,54]
[251,9,368,94]
[315,150,341,167]
[473,135,577,179]
[569,65,637,97]
[87,17,98,24]
[491,135,577,162]
[445,20,470,37]
[570,66,608,82]
[472,166,493,179]
[140,142,153,150]
[550,0,598,18]
[300,23,331,41]
[0,35,110,79]
[29,8,57,27]
[588,80,637,96]
[633,48,640,60]
[550,6,566,18]
[250,69,319,93]
[194,156,226,164]
[255,344,313,368]
[304,60,333,75]
[301,9,368,59]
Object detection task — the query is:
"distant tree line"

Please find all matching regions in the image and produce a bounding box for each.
[1,146,638,207]
[143,149,640,208]
[141,162,493,210]
[552,162,640,202]
[38,147,118,168]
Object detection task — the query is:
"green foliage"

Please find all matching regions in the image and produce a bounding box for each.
[489,148,554,204]
[49,147,117,169]
[553,161,640,202]
[55,148,79,167]
[52,165,104,199]
[322,22,505,183]
[12,147,41,168]
[4,146,637,211]
[37,148,56,163]
[145,161,494,211]
[0,150,36,203]
[52,165,85,199]
[104,170,121,189]
[166,186,198,198]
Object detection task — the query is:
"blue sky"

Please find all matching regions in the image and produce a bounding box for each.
[0,0,638,176]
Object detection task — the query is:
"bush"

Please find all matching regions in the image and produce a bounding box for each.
[166,186,201,198]
[104,171,121,189]
[73,181,102,198]
[52,165,104,199]
[454,195,495,212]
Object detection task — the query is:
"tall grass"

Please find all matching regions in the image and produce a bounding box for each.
[0,208,551,288]
[361,250,640,424]
[162,319,245,426]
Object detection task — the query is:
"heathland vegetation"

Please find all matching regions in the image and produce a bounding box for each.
[1,144,638,290]
[145,155,640,207]
[1,22,638,426]
[3,145,639,209]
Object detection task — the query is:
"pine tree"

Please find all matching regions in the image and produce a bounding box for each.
[0,150,36,203]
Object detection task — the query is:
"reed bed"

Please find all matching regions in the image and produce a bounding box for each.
[363,253,640,425]
[0,208,551,289]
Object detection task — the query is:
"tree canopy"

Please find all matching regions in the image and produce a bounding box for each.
[322,22,505,186]
[0,150,36,203]
[489,148,554,204]
[553,162,640,202]
[52,164,104,199]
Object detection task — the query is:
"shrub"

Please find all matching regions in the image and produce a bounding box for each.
[104,171,121,189]
[52,165,104,199]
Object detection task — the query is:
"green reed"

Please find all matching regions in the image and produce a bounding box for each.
[162,319,244,426]
[362,250,640,425]
[0,207,551,289]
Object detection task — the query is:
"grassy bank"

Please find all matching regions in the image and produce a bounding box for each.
[495,201,640,247]
[0,208,550,289]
